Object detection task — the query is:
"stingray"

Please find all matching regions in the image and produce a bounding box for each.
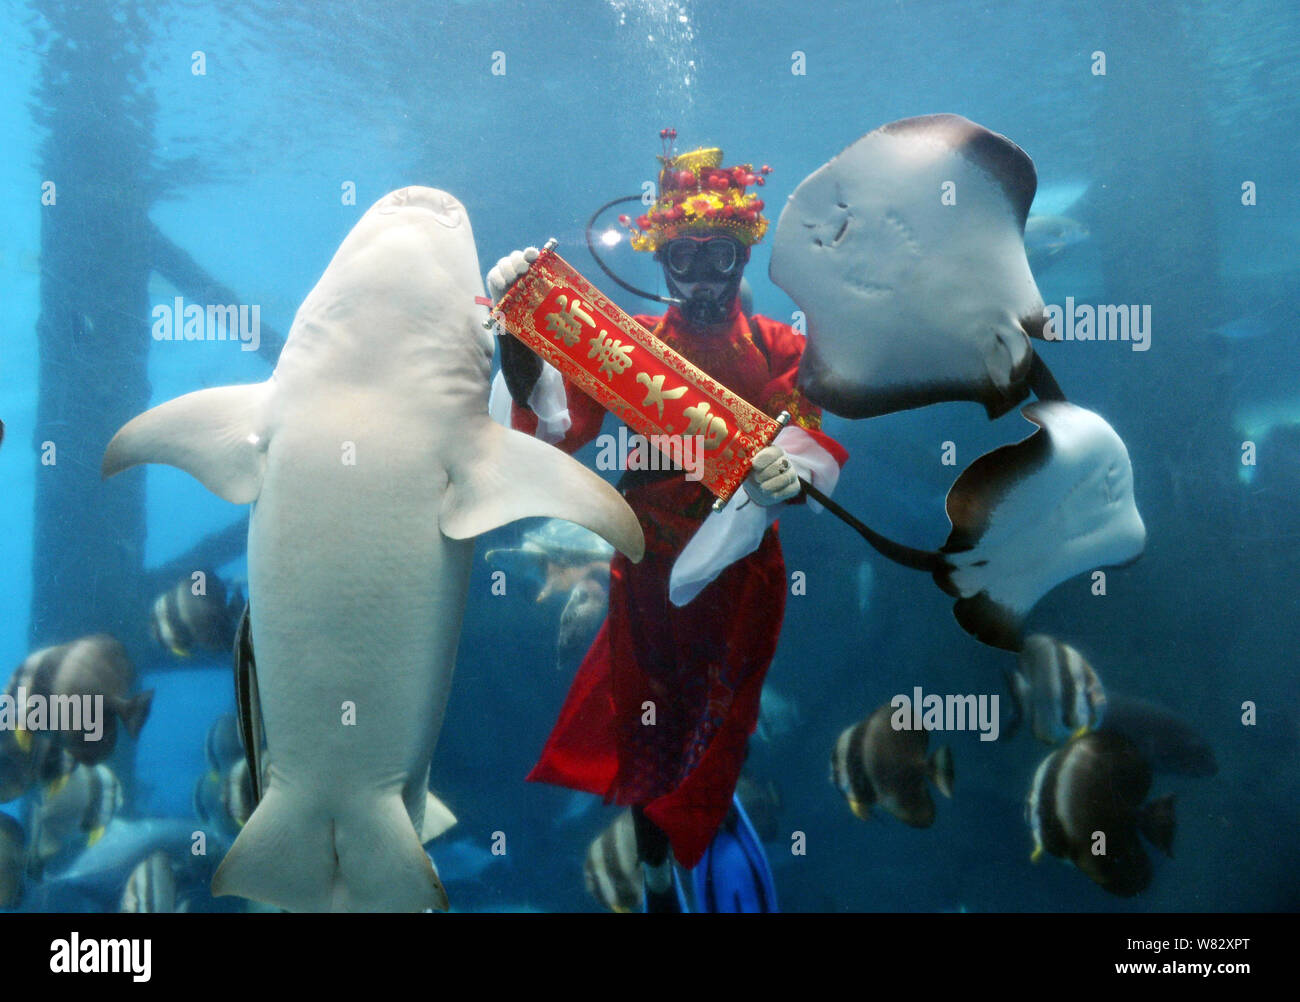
[810,400,1146,651]
[770,113,1048,419]
[936,401,1146,648]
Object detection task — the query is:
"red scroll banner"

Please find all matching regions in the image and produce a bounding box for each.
[489,244,781,505]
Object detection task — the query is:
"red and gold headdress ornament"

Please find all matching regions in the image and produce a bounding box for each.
[619,128,772,253]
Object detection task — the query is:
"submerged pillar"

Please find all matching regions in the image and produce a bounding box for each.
[29,3,157,654]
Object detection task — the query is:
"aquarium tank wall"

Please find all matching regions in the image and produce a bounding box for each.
[0,0,1296,916]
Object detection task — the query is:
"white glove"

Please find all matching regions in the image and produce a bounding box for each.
[486,246,540,303]
[742,445,802,507]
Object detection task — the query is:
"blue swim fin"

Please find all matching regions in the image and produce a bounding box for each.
[690,794,778,913]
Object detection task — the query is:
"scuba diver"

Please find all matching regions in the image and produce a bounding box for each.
[486,131,847,912]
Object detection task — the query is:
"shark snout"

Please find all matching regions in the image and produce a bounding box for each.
[375,186,465,229]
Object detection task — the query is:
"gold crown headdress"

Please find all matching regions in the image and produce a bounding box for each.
[618,128,772,253]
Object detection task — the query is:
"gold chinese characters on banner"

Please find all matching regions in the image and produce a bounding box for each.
[489,244,782,504]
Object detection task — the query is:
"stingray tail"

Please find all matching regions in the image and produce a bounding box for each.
[799,479,945,573]
[1028,350,1067,402]
[212,784,447,912]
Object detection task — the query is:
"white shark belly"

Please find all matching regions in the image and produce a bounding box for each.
[217,399,467,911]
[254,406,466,779]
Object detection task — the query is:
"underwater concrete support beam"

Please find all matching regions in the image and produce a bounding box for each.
[149,223,286,364]
[29,10,157,657]
[142,516,249,603]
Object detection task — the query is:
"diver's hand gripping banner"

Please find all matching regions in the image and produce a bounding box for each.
[490,244,781,504]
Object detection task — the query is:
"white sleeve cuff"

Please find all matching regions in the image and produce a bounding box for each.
[528,362,571,444]
[667,423,844,606]
[775,424,840,513]
[669,494,774,607]
[488,369,514,427]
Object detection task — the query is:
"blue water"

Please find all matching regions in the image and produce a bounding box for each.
[1,0,1297,913]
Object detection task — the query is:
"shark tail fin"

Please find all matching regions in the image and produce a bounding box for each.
[212,784,447,913]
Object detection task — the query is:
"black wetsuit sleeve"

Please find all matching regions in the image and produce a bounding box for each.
[499,333,543,408]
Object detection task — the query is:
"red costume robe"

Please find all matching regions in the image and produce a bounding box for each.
[510,301,846,867]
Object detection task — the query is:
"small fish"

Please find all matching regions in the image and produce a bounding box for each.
[0,730,75,805]
[755,686,801,745]
[584,810,643,913]
[1026,730,1175,897]
[556,575,608,669]
[0,730,35,804]
[120,850,183,913]
[28,763,123,873]
[41,818,208,908]
[5,635,153,765]
[1029,179,1091,218]
[150,571,243,659]
[0,812,24,908]
[203,714,245,774]
[194,759,257,837]
[487,521,612,670]
[1024,214,1090,270]
[429,838,497,885]
[1100,694,1217,777]
[830,703,954,828]
[222,760,257,829]
[1008,634,1107,744]
[484,519,615,603]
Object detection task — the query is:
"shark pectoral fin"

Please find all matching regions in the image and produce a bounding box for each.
[421,793,457,843]
[441,422,645,562]
[102,382,272,504]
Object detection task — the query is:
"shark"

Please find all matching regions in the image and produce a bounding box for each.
[102,186,644,912]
